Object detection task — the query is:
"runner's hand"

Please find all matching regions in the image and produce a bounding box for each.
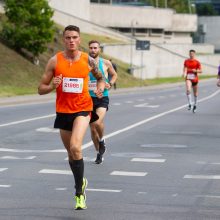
[94,88,103,99]
[52,74,62,89]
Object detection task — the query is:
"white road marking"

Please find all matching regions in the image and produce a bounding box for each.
[0,148,66,153]
[134,103,159,108]
[110,171,147,177]
[0,114,55,128]
[138,191,148,194]
[64,156,95,161]
[39,169,72,175]
[196,195,220,199]
[112,103,121,106]
[184,175,220,180]
[36,127,59,133]
[137,99,145,101]
[86,188,121,193]
[125,101,133,103]
[55,188,67,191]
[159,96,165,99]
[131,158,166,163]
[0,156,36,160]
[0,185,11,188]
[196,161,220,165]
[0,168,8,172]
[147,97,155,100]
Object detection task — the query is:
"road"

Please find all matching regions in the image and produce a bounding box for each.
[1,80,220,220]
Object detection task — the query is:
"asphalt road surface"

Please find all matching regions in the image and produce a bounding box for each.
[1,80,220,220]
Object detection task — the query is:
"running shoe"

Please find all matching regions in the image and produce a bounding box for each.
[188,104,192,110]
[74,177,88,210]
[74,194,87,210]
[192,105,197,113]
[99,140,106,155]
[95,153,103,164]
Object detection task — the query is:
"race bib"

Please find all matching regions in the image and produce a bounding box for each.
[62,77,83,93]
[88,80,97,91]
[187,73,195,80]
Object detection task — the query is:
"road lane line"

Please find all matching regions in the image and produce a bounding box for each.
[0,168,8,172]
[0,114,55,127]
[0,185,11,188]
[86,188,122,193]
[184,175,220,180]
[0,156,36,160]
[131,158,166,163]
[39,169,72,175]
[110,171,147,176]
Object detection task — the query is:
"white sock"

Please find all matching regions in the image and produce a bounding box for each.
[194,96,197,106]
[187,94,192,105]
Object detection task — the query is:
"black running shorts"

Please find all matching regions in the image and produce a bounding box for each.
[54,111,99,131]
[92,96,109,111]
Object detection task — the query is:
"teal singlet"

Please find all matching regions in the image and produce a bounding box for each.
[89,57,109,97]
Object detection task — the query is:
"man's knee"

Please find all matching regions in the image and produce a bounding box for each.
[186,90,191,95]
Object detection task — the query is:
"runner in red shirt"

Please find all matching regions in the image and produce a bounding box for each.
[183,50,202,113]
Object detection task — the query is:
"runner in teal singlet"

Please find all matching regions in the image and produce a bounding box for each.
[88,40,117,164]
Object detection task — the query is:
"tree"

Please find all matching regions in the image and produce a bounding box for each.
[1,0,54,63]
[196,3,218,16]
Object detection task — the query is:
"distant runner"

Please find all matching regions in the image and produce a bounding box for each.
[183,49,202,113]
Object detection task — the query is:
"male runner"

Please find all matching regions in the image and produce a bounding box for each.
[38,25,105,210]
[183,49,202,113]
[88,40,117,164]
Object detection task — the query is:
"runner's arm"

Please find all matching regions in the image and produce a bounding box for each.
[38,56,62,95]
[105,59,117,89]
[89,56,105,97]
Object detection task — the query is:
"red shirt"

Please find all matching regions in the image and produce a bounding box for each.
[184,59,201,82]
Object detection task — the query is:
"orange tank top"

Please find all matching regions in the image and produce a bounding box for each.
[54,51,93,113]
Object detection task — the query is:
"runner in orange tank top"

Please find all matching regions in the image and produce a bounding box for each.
[38,25,105,210]
[182,49,202,113]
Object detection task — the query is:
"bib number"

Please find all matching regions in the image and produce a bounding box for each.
[88,80,97,91]
[62,77,83,93]
[187,73,195,80]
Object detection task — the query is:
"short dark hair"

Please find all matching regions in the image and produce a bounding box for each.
[189,49,196,53]
[88,40,100,46]
[63,25,80,35]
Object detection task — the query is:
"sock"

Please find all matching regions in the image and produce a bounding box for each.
[187,94,192,105]
[99,137,104,142]
[194,96,197,106]
[69,159,84,196]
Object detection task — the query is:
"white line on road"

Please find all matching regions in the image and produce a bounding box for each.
[131,158,166,163]
[55,188,67,191]
[0,185,11,188]
[86,188,122,193]
[0,168,8,172]
[36,127,59,133]
[110,171,147,176]
[184,175,220,180]
[0,148,66,153]
[39,169,72,175]
[0,156,36,160]
[196,195,220,199]
[0,114,55,128]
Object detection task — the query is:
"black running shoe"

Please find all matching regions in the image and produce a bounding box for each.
[188,104,191,110]
[192,105,197,113]
[95,153,103,164]
[99,140,106,155]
